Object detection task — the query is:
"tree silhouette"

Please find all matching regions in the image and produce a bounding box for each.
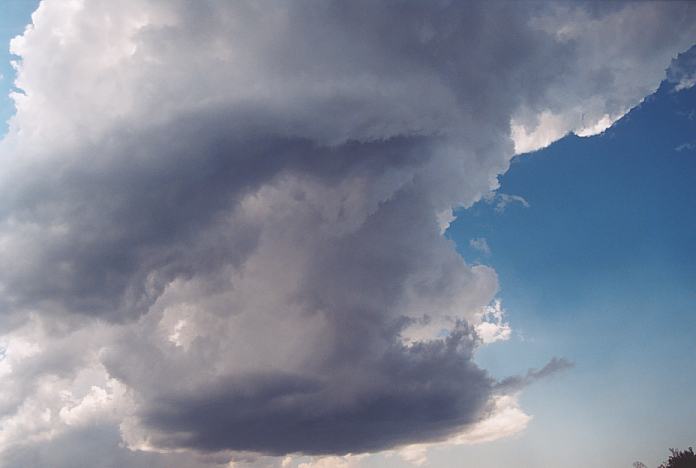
[658,447,696,468]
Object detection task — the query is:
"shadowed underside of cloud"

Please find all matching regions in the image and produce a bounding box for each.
[141,329,489,455]
[0,0,694,466]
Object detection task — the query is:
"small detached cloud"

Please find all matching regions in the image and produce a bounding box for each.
[469,237,491,256]
[675,142,696,152]
[487,193,531,213]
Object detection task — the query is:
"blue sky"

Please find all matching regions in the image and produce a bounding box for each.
[447,73,696,467]
[0,0,36,136]
[0,0,696,468]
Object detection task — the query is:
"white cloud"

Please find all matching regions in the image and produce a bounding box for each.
[490,193,530,214]
[296,454,367,468]
[675,75,696,91]
[675,142,696,152]
[474,299,512,345]
[511,110,571,154]
[436,208,455,234]
[469,237,491,255]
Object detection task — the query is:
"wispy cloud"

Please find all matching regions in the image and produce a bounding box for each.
[491,193,531,213]
[675,141,696,152]
[469,237,491,255]
[495,357,575,393]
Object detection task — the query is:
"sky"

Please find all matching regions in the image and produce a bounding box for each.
[448,71,696,468]
[0,2,694,468]
[0,0,36,135]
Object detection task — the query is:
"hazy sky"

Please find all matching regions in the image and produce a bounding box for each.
[0,2,694,467]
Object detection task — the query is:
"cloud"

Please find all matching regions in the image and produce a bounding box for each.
[469,237,491,256]
[491,193,531,214]
[295,455,366,468]
[0,1,693,466]
[667,44,696,91]
[474,300,512,345]
[496,357,575,394]
[510,2,696,152]
[675,142,696,152]
[388,392,532,466]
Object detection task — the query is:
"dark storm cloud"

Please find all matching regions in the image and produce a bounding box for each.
[0,107,431,321]
[0,0,694,465]
[0,0,551,320]
[98,183,498,455]
[140,327,489,455]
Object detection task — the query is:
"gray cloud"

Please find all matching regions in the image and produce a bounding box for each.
[667,44,696,91]
[2,424,221,468]
[138,326,489,455]
[0,1,694,465]
[496,357,575,394]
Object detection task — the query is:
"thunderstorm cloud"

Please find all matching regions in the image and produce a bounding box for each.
[0,1,694,466]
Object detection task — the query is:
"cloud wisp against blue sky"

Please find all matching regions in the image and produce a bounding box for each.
[0,2,694,467]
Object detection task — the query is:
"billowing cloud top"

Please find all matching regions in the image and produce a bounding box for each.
[0,1,694,466]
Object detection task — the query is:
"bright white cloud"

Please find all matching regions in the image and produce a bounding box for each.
[475,300,512,345]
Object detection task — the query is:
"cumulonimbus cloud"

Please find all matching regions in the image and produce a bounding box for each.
[0,1,694,466]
